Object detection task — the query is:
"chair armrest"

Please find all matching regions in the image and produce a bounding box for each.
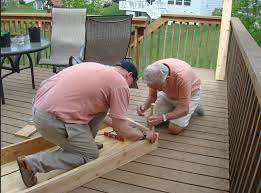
[69,56,82,65]
[124,56,132,62]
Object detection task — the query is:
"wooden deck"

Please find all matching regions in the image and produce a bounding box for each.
[1,67,229,193]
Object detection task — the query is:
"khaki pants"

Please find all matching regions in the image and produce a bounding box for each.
[155,90,201,128]
[26,107,107,173]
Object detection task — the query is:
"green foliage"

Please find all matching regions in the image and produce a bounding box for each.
[232,0,261,46]
[212,8,222,16]
[213,1,261,46]
[62,0,103,15]
[100,2,125,15]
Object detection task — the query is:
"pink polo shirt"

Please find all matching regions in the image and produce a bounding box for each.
[149,58,201,107]
[33,62,130,124]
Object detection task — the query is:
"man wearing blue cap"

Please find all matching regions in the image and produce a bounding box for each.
[17,61,157,187]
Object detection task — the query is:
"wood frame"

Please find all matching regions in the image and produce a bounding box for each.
[1,120,158,193]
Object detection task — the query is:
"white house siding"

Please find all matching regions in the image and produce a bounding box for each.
[200,0,223,15]
[161,0,201,15]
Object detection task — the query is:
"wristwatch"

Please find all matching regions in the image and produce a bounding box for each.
[162,114,168,122]
[140,130,147,140]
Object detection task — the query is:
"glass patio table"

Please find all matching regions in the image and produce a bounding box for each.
[1,38,50,104]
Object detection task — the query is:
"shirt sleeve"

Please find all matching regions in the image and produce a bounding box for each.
[109,86,130,120]
[177,76,192,107]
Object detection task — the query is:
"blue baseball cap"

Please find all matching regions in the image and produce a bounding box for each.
[117,60,138,88]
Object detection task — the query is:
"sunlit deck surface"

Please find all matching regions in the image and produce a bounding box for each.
[1,67,229,193]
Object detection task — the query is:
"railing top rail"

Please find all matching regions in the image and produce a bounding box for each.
[161,14,221,24]
[231,17,261,104]
[0,13,148,27]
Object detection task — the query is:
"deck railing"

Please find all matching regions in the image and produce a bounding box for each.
[1,13,222,73]
[135,14,222,70]
[226,17,260,193]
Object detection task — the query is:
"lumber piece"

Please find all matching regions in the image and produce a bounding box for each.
[14,125,37,138]
[215,0,233,80]
[1,120,158,193]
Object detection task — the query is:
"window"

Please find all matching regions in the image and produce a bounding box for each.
[168,0,174,5]
[184,0,191,6]
[176,0,182,5]
[175,0,191,6]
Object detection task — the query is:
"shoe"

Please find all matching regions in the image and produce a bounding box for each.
[96,142,103,150]
[17,156,37,187]
[195,105,205,116]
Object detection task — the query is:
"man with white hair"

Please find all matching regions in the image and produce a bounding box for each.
[137,58,204,135]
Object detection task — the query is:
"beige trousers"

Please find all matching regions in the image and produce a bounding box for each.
[155,90,201,128]
[26,107,106,173]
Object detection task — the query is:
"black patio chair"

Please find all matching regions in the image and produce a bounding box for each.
[69,15,132,66]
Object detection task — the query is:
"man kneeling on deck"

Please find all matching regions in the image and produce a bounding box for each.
[17,61,157,187]
[137,58,204,135]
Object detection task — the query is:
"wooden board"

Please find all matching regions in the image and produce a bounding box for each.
[14,125,37,138]
[1,125,158,193]
[215,0,233,80]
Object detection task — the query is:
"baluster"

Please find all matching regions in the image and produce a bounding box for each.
[196,23,204,67]
[204,24,211,67]
[210,24,220,69]
[156,25,161,60]
[170,21,175,58]
[190,23,196,65]
[183,22,189,61]
[176,22,182,58]
[162,21,168,58]
[149,31,154,64]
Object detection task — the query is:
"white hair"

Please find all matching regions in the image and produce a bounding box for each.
[142,63,169,84]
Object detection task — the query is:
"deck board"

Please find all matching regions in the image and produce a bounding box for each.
[1,67,230,192]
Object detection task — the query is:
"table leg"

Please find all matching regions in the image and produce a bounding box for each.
[26,53,35,89]
[0,78,5,104]
[14,55,22,73]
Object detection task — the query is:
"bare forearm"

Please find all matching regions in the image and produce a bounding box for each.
[112,118,143,141]
[144,96,157,110]
[166,105,188,120]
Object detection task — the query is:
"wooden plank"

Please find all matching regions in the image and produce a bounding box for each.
[69,187,104,193]
[1,132,25,145]
[14,125,37,138]
[135,154,229,179]
[1,136,55,165]
[1,127,158,193]
[120,162,229,191]
[159,140,229,159]
[215,0,233,80]
[85,178,161,193]
[150,148,229,168]
[101,170,226,193]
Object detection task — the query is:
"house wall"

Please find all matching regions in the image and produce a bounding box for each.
[161,0,202,15]
[200,0,223,15]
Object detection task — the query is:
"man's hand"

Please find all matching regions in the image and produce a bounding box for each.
[147,115,163,126]
[145,131,157,143]
[137,104,146,116]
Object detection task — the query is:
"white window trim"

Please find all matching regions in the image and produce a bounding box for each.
[174,0,191,6]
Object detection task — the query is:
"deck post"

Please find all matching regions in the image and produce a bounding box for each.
[215,0,233,80]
